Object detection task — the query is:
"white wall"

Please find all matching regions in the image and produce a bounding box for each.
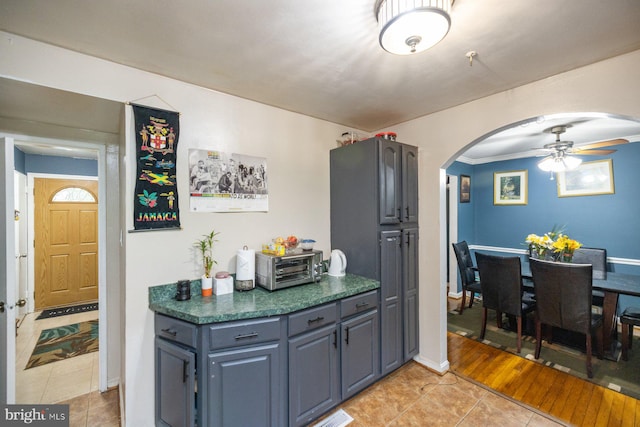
[387,49,640,373]
[0,31,361,425]
[3,30,640,425]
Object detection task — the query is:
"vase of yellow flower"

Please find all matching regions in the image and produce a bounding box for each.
[525,233,554,259]
[525,227,582,263]
[552,234,582,263]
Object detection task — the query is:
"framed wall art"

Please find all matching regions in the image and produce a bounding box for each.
[557,159,614,197]
[494,170,528,205]
[460,175,470,203]
[188,149,268,212]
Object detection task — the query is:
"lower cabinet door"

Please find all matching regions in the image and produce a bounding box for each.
[288,324,339,427]
[341,310,379,399]
[207,343,282,427]
[155,337,196,427]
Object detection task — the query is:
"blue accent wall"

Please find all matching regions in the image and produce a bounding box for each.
[14,147,26,174]
[22,152,98,176]
[447,141,640,313]
[447,161,474,244]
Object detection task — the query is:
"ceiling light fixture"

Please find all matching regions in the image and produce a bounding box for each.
[537,151,582,173]
[375,0,452,55]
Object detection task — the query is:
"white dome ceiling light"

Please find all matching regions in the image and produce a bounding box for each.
[375,0,452,55]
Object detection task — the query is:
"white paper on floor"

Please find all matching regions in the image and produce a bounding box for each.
[312,408,354,427]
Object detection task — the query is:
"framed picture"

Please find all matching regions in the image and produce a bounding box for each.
[460,175,470,203]
[557,159,614,197]
[494,170,528,205]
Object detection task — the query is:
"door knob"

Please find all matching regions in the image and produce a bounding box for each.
[0,301,4,313]
[16,299,27,307]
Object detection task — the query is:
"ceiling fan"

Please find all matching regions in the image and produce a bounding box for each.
[536,124,628,173]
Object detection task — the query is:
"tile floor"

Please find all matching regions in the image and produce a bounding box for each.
[15,310,120,426]
[319,361,566,427]
[14,299,564,427]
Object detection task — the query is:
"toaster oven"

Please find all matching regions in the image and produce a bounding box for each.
[255,250,323,291]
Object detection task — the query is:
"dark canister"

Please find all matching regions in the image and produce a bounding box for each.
[176,280,191,301]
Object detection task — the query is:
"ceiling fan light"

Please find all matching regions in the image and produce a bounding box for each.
[376,0,452,55]
[537,154,582,172]
[563,155,582,170]
[537,156,557,172]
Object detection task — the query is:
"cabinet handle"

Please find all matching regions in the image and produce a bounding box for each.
[355,302,369,310]
[344,327,350,345]
[234,332,259,340]
[333,330,337,349]
[405,206,410,219]
[182,360,188,383]
[161,328,177,337]
[307,316,324,325]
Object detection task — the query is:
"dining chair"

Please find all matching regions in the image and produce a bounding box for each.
[530,258,604,378]
[621,307,640,361]
[572,247,607,307]
[475,252,536,353]
[452,241,482,314]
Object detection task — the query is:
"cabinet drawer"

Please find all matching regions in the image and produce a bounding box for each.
[155,314,198,349]
[208,317,282,351]
[288,303,338,337]
[340,290,378,319]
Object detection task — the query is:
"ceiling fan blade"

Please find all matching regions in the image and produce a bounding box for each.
[576,138,628,150]
[572,148,617,155]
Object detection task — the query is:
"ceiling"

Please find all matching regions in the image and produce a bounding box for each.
[2,0,640,161]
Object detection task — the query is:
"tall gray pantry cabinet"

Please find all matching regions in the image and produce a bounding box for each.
[330,137,419,376]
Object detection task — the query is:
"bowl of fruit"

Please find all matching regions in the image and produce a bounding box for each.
[299,239,316,251]
[273,235,299,253]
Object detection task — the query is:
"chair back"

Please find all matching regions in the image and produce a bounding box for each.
[452,241,476,286]
[475,252,524,316]
[530,258,593,335]
[572,247,607,280]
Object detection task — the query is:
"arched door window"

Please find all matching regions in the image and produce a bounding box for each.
[51,187,97,203]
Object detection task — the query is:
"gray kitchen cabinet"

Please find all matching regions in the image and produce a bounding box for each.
[207,343,281,426]
[340,307,379,399]
[379,141,418,226]
[154,314,285,427]
[204,317,285,427]
[380,230,403,375]
[288,303,340,427]
[330,136,419,377]
[154,316,198,427]
[153,285,382,427]
[403,227,419,361]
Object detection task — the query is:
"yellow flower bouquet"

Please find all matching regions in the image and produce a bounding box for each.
[552,234,582,262]
[525,226,582,262]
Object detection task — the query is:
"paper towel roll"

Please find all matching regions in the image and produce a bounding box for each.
[236,247,255,281]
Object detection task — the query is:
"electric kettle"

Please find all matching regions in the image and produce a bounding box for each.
[328,249,347,277]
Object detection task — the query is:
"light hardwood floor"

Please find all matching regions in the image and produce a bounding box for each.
[448,332,640,426]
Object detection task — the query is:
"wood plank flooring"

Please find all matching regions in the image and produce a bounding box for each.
[448,332,640,426]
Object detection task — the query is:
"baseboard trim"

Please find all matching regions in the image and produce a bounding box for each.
[413,354,450,374]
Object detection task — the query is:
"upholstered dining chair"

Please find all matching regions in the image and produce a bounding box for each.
[475,252,536,353]
[621,307,640,361]
[452,241,482,314]
[572,247,607,307]
[530,258,604,378]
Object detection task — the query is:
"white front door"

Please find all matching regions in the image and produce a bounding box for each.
[1,137,17,404]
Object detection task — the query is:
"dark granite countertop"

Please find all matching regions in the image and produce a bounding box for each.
[148,274,380,324]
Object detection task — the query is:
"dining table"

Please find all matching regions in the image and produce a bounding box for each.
[521,266,640,360]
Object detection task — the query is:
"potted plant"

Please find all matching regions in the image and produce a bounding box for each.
[195,230,219,296]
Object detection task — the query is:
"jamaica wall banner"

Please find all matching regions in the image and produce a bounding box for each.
[132,104,180,230]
